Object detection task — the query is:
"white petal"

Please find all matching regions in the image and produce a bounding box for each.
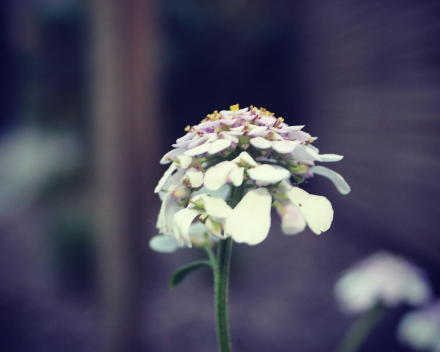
[193,184,230,200]
[155,163,177,193]
[229,167,245,187]
[205,217,225,239]
[277,125,305,133]
[222,131,243,136]
[195,120,221,130]
[160,148,185,164]
[250,136,272,149]
[184,168,204,188]
[248,126,269,136]
[176,132,196,144]
[225,188,272,245]
[310,166,351,195]
[230,125,245,132]
[156,192,179,235]
[271,132,285,141]
[319,154,344,162]
[307,144,320,153]
[206,133,219,143]
[187,135,209,149]
[276,202,307,235]
[177,155,192,169]
[288,130,311,141]
[208,139,232,154]
[291,145,322,162]
[220,132,239,144]
[231,151,258,167]
[149,235,180,253]
[248,164,290,184]
[220,107,249,117]
[272,140,300,154]
[188,222,210,246]
[184,142,211,156]
[203,196,233,222]
[172,140,192,148]
[173,208,202,247]
[219,119,237,125]
[286,188,333,235]
[258,115,277,126]
[204,161,238,191]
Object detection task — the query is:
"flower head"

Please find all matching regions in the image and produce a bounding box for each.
[152,104,350,250]
[334,252,432,314]
[398,300,440,352]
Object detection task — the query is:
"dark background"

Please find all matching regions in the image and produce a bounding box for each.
[0,0,439,351]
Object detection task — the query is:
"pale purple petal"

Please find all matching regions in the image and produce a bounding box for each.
[160,148,185,164]
[187,135,209,149]
[176,132,196,144]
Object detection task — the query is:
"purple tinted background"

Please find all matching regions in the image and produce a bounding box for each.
[0,1,439,351]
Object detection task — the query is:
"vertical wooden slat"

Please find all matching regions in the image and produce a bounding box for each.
[91,1,159,351]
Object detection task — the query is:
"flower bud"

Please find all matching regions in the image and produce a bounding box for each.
[172,186,191,199]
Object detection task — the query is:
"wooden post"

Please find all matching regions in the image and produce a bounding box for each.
[90,0,159,351]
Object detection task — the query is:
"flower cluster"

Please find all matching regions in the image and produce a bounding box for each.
[151,105,350,252]
[334,252,432,314]
[398,300,440,352]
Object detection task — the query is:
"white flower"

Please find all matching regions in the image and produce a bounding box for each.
[153,104,350,250]
[334,252,432,314]
[398,301,440,352]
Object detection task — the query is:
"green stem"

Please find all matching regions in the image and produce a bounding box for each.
[214,237,233,352]
[336,304,386,352]
[212,184,245,352]
[204,245,217,268]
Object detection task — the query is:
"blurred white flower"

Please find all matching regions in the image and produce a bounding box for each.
[153,104,350,250]
[398,300,440,352]
[0,127,81,221]
[334,252,432,314]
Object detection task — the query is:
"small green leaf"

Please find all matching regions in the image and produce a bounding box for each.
[169,260,213,289]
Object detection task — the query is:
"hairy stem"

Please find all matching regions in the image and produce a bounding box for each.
[214,237,233,352]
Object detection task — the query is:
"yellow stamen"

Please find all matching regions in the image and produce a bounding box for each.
[230,104,239,111]
[184,125,190,131]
